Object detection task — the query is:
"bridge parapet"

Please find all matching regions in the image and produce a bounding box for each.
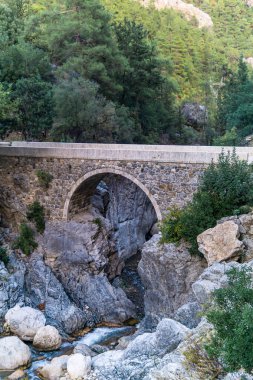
[1,142,253,163]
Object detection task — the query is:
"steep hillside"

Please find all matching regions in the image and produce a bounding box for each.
[102,0,253,102]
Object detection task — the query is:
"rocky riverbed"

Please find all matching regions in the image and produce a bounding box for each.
[2,210,253,379]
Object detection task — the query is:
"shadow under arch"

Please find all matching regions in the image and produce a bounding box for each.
[63,168,162,221]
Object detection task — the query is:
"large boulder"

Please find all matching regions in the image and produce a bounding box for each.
[181,102,208,128]
[145,319,212,380]
[123,319,190,359]
[0,336,31,370]
[25,252,88,334]
[37,355,68,380]
[92,318,191,380]
[5,305,46,341]
[138,235,206,328]
[67,354,91,379]
[33,325,62,351]
[197,221,244,265]
[41,221,136,324]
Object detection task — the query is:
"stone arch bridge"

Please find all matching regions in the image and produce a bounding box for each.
[0,142,252,227]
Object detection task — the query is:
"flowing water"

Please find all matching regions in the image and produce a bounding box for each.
[0,326,135,380]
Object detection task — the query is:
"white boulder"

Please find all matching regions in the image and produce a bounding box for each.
[67,353,91,379]
[37,355,68,380]
[5,305,46,341]
[0,336,31,370]
[197,221,243,265]
[33,325,62,351]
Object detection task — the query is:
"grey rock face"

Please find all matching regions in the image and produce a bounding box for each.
[138,235,206,328]
[192,261,240,304]
[25,252,88,334]
[92,318,190,380]
[0,254,26,332]
[140,0,213,29]
[174,302,201,329]
[123,319,190,359]
[181,102,208,128]
[42,218,114,276]
[42,220,136,324]
[104,175,157,267]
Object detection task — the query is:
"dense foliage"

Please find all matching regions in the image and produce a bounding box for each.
[26,201,45,233]
[0,0,253,144]
[206,267,253,373]
[13,223,38,255]
[161,150,253,253]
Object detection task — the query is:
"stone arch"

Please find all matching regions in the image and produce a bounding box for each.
[63,168,162,221]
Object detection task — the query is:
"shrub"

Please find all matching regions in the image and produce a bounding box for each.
[160,206,183,244]
[0,246,9,265]
[26,201,45,233]
[36,170,53,189]
[13,223,38,256]
[206,267,253,373]
[161,149,253,254]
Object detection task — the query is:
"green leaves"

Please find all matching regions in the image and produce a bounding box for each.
[206,267,253,372]
[216,58,253,144]
[12,76,54,140]
[26,201,45,234]
[13,223,38,256]
[52,77,134,142]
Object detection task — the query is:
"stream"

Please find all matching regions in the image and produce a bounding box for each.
[0,326,135,380]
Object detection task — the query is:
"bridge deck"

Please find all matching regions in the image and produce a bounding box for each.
[0,142,252,163]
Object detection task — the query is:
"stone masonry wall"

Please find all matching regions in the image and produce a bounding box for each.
[0,155,206,227]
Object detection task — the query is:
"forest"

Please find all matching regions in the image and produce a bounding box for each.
[1,0,253,145]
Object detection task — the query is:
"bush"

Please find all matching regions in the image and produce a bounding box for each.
[160,206,183,244]
[206,267,253,373]
[13,223,38,256]
[36,170,53,189]
[26,201,45,233]
[161,149,253,254]
[0,246,9,265]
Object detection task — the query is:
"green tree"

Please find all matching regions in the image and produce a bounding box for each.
[0,3,19,50]
[52,77,134,143]
[13,223,38,256]
[26,0,126,99]
[0,42,51,83]
[114,19,177,142]
[12,77,53,140]
[206,267,253,372]
[0,84,17,137]
[216,57,253,143]
[26,201,45,233]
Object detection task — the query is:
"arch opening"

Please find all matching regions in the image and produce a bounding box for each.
[63,168,161,222]
[63,168,161,317]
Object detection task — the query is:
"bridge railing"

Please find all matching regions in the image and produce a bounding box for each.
[0,141,253,164]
